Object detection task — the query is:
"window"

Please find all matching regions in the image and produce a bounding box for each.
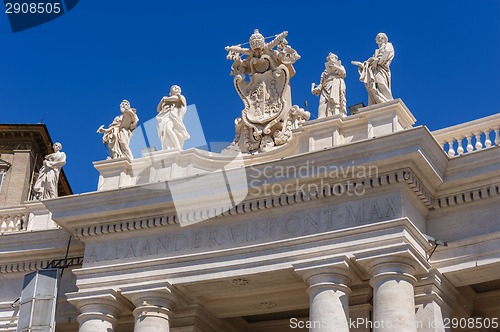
[0,170,4,192]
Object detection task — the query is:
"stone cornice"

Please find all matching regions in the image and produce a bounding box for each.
[433,182,500,210]
[43,126,500,239]
[70,168,429,239]
[0,259,56,274]
[51,168,498,241]
[0,228,84,274]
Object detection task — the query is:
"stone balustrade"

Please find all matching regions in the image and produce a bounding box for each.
[0,201,56,235]
[432,113,500,157]
[0,206,28,235]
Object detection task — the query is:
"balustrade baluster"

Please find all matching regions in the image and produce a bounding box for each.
[14,215,22,231]
[485,129,492,148]
[466,135,473,153]
[475,133,483,150]
[446,140,455,157]
[457,136,464,155]
[7,217,14,232]
[1,217,7,234]
[21,214,27,230]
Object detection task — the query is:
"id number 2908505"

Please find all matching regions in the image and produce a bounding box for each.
[5,2,61,14]
[443,317,498,329]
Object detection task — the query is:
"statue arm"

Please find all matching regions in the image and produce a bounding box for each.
[97,125,106,133]
[334,64,346,78]
[377,43,394,63]
[266,31,288,49]
[53,153,66,167]
[158,94,185,112]
[225,45,251,54]
[158,95,178,112]
[130,112,139,130]
[179,95,187,108]
[351,60,364,69]
[320,71,328,84]
[44,152,66,168]
[311,82,321,95]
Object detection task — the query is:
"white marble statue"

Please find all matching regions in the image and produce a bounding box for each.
[33,142,66,199]
[224,29,310,153]
[311,53,347,118]
[156,85,190,150]
[352,33,395,105]
[97,100,139,159]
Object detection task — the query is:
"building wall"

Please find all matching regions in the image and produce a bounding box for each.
[0,151,33,207]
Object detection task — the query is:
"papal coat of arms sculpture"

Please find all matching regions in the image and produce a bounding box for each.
[224,29,310,154]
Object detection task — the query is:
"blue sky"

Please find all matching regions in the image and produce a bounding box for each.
[1,0,499,194]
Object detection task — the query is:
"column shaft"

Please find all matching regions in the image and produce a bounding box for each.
[370,262,418,332]
[122,286,176,332]
[77,302,121,332]
[133,305,172,332]
[306,271,351,332]
[79,314,115,332]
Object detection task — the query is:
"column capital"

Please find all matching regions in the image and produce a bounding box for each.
[121,283,176,308]
[355,245,429,282]
[294,256,354,295]
[121,283,176,321]
[67,289,133,327]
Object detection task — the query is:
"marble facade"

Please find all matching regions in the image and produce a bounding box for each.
[1,100,499,332]
[1,27,500,331]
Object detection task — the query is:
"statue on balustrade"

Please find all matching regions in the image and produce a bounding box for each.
[156,85,190,150]
[97,100,139,159]
[223,29,310,154]
[33,142,66,199]
[352,32,394,105]
[311,52,347,118]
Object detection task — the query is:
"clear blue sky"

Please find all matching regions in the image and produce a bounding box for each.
[1,0,499,194]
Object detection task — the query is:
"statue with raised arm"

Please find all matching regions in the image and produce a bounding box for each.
[352,33,394,105]
[97,100,139,159]
[156,85,190,150]
[312,53,347,118]
[33,142,66,199]
[223,29,309,154]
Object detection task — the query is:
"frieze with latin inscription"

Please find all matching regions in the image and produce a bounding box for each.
[84,193,401,264]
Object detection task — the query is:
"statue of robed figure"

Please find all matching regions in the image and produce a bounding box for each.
[156,85,190,150]
[33,142,66,199]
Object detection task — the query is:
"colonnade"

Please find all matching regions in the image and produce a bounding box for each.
[69,254,452,332]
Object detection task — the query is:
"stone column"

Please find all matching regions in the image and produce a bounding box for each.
[122,285,176,332]
[415,269,458,332]
[295,260,352,332]
[368,256,419,332]
[78,301,121,332]
[67,290,130,332]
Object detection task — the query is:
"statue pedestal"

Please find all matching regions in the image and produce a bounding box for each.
[24,201,55,230]
[302,99,416,152]
[357,99,416,138]
[93,157,132,191]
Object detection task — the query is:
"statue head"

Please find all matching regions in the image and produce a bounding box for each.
[326,52,338,62]
[53,142,62,152]
[376,33,388,45]
[120,100,131,112]
[170,85,181,96]
[250,29,265,51]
